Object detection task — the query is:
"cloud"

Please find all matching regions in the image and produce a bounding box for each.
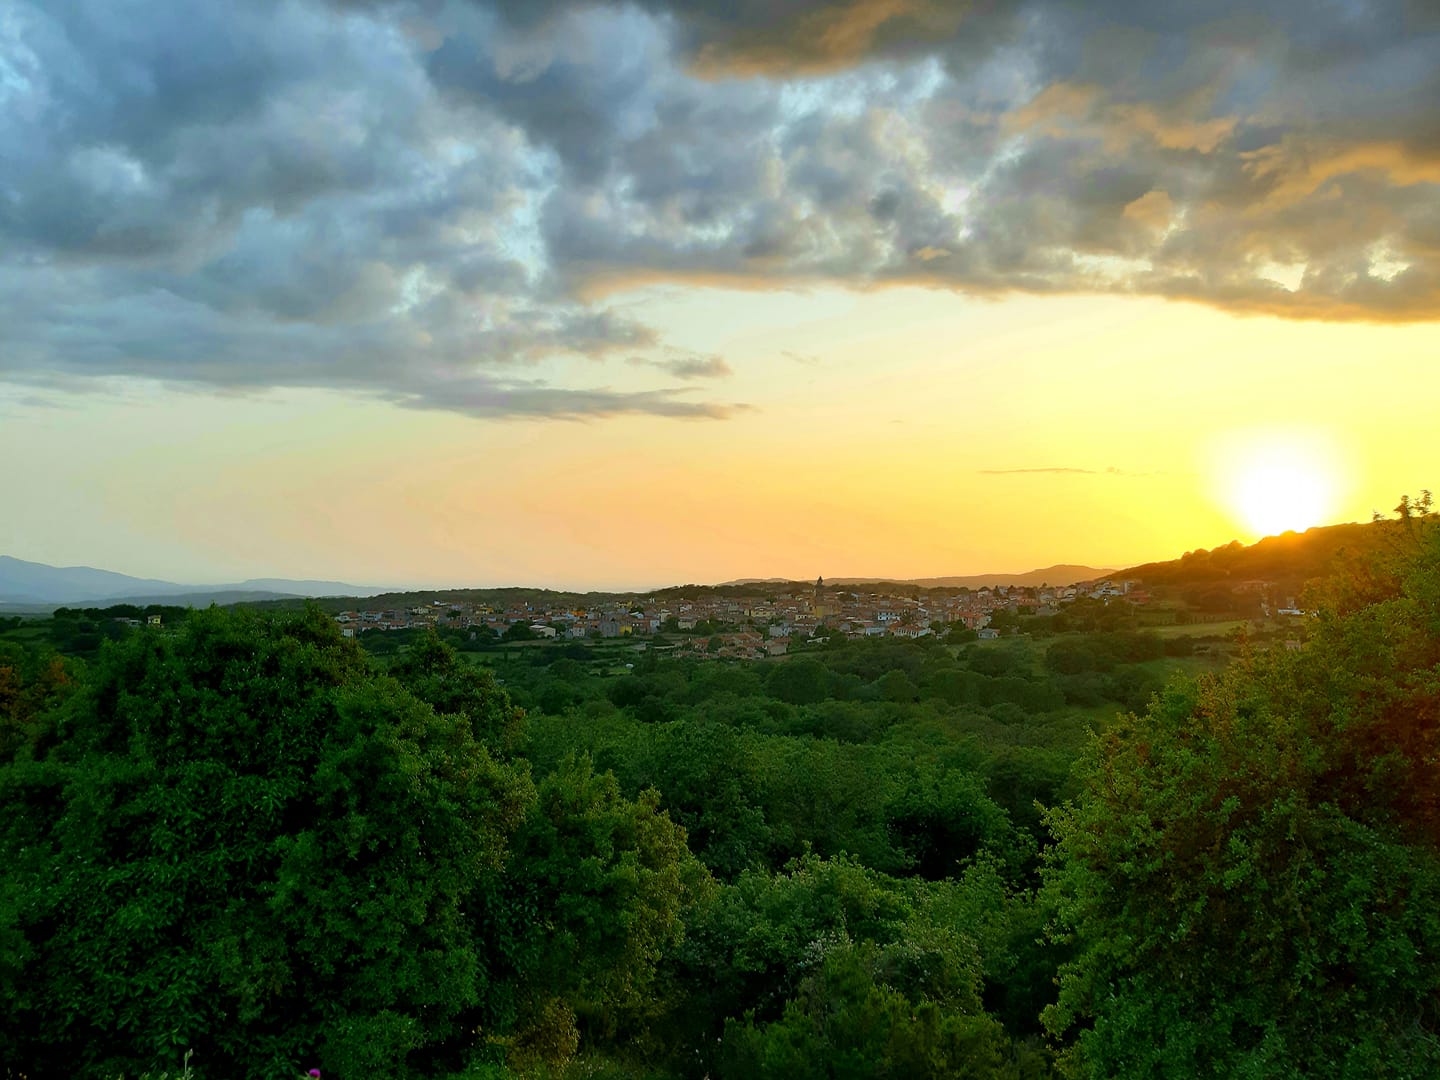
[515,0,1440,320]
[385,374,748,420]
[630,352,734,378]
[2,0,1437,420]
[463,0,1010,75]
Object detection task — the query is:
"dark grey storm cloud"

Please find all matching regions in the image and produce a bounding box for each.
[2,0,1437,418]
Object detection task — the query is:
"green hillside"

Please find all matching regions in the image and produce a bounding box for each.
[1121,518,1400,591]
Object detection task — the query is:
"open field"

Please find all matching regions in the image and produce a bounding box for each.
[1147,619,1254,639]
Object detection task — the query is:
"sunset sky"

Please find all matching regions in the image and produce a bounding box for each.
[2,0,1437,589]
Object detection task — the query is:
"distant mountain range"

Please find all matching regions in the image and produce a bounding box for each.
[2,523,1393,612]
[718,564,1116,590]
[0,556,384,609]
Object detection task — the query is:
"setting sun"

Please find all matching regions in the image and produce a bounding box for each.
[1220,438,1341,539]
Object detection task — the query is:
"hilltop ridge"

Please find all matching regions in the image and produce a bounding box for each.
[1116,520,1388,589]
[719,564,1114,590]
[0,555,385,608]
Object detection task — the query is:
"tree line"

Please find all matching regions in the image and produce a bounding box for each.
[0,507,1436,1077]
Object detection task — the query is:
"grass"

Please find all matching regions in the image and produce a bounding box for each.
[0,623,54,646]
[1067,702,1131,728]
[1147,619,1254,639]
[1136,655,1230,680]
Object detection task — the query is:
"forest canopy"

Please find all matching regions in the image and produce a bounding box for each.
[0,504,1436,1078]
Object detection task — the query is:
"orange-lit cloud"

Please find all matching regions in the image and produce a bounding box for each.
[3,0,1439,429]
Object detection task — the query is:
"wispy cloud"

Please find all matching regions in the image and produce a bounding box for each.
[387,375,750,421]
[628,353,734,379]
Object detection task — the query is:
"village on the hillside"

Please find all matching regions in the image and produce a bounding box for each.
[331,577,1165,661]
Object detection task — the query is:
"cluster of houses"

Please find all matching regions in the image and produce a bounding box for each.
[331,576,1150,658]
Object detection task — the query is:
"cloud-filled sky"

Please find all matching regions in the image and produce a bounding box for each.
[2,0,1438,587]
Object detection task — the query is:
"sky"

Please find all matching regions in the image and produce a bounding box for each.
[1,0,1437,590]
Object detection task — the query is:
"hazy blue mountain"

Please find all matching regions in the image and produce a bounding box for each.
[231,578,385,597]
[0,557,184,604]
[0,556,383,606]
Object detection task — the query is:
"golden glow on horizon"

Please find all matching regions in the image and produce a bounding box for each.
[3,291,1437,587]
[1213,432,1344,540]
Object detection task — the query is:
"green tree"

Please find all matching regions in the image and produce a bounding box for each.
[720,937,1016,1080]
[766,659,830,705]
[672,854,1041,1079]
[0,610,709,1079]
[391,628,522,744]
[0,642,77,759]
[1043,508,1440,1078]
[0,608,538,1078]
[888,766,1033,882]
[874,669,918,703]
[504,621,537,642]
[501,754,703,1067]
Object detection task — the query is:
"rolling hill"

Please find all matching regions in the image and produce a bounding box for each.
[1116,520,1406,591]
[0,556,384,608]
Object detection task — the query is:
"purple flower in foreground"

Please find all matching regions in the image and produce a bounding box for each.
[308,1071,321,1077]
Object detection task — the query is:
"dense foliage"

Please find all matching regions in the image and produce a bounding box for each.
[1044,511,1440,1077]
[1,506,1436,1078]
[0,610,692,1078]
